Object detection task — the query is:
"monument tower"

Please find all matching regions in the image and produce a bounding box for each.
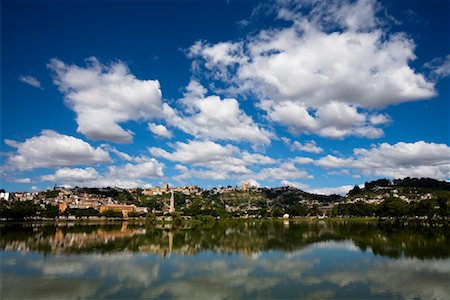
[169,189,175,213]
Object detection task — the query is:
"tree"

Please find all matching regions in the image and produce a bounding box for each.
[287,204,308,216]
[0,200,40,220]
[410,200,436,218]
[348,185,362,196]
[65,208,99,218]
[365,179,390,190]
[101,210,123,218]
[42,204,59,218]
[377,198,408,218]
[272,208,284,218]
[128,211,146,218]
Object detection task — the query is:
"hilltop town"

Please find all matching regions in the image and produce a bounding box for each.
[1,177,449,220]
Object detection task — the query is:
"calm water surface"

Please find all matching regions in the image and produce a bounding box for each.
[1,220,449,299]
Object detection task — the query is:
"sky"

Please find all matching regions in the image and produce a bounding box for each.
[1,0,449,194]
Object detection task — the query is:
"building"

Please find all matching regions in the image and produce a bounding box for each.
[99,204,137,217]
[0,192,10,201]
[59,202,68,213]
[135,207,149,214]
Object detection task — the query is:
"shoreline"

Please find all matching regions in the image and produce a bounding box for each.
[1,216,448,227]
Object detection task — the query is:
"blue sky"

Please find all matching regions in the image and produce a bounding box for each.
[1,0,449,194]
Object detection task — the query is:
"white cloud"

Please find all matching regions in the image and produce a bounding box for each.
[280,180,309,190]
[305,185,354,196]
[239,4,435,108]
[164,80,272,145]
[299,142,323,154]
[351,141,450,179]
[13,178,32,184]
[369,114,391,125]
[188,41,245,80]
[280,180,352,195]
[283,138,323,153]
[107,159,164,179]
[315,155,355,169]
[266,102,318,134]
[150,143,311,182]
[41,157,163,188]
[149,140,276,181]
[48,57,163,143]
[149,140,237,165]
[293,156,315,164]
[104,145,133,162]
[253,162,312,181]
[4,130,111,171]
[18,75,42,89]
[189,0,435,139]
[324,0,379,31]
[148,123,172,138]
[41,167,100,182]
[313,141,450,179]
[265,101,384,139]
[424,54,450,79]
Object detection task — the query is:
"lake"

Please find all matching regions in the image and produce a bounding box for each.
[1,220,449,299]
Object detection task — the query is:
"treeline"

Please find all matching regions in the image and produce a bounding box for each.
[0,201,58,220]
[262,186,342,204]
[349,177,450,195]
[332,197,450,218]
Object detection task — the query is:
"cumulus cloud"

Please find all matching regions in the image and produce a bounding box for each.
[4,130,111,171]
[267,102,384,139]
[41,167,100,182]
[280,180,309,190]
[292,156,315,164]
[149,140,276,181]
[148,123,173,138]
[369,114,391,125]
[41,157,164,188]
[253,162,312,181]
[107,159,164,179]
[313,141,450,179]
[18,75,42,89]
[305,185,354,196]
[189,0,435,139]
[164,80,272,145]
[48,57,163,143]
[188,41,245,80]
[149,140,312,182]
[149,140,238,165]
[280,180,352,195]
[13,178,32,184]
[282,138,323,153]
[314,155,355,169]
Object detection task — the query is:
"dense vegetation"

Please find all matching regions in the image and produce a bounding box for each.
[1,177,449,220]
[331,197,449,218]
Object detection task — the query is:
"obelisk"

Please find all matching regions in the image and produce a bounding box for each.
[169,190,175,213]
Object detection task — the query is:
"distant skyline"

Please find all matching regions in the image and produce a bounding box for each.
[1,0,449,194]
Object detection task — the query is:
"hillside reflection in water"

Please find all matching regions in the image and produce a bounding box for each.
[1,221,449,299]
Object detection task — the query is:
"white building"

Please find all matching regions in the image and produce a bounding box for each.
[0,192,10,201]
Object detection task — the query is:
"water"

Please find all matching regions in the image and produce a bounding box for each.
[1,220,449,299]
